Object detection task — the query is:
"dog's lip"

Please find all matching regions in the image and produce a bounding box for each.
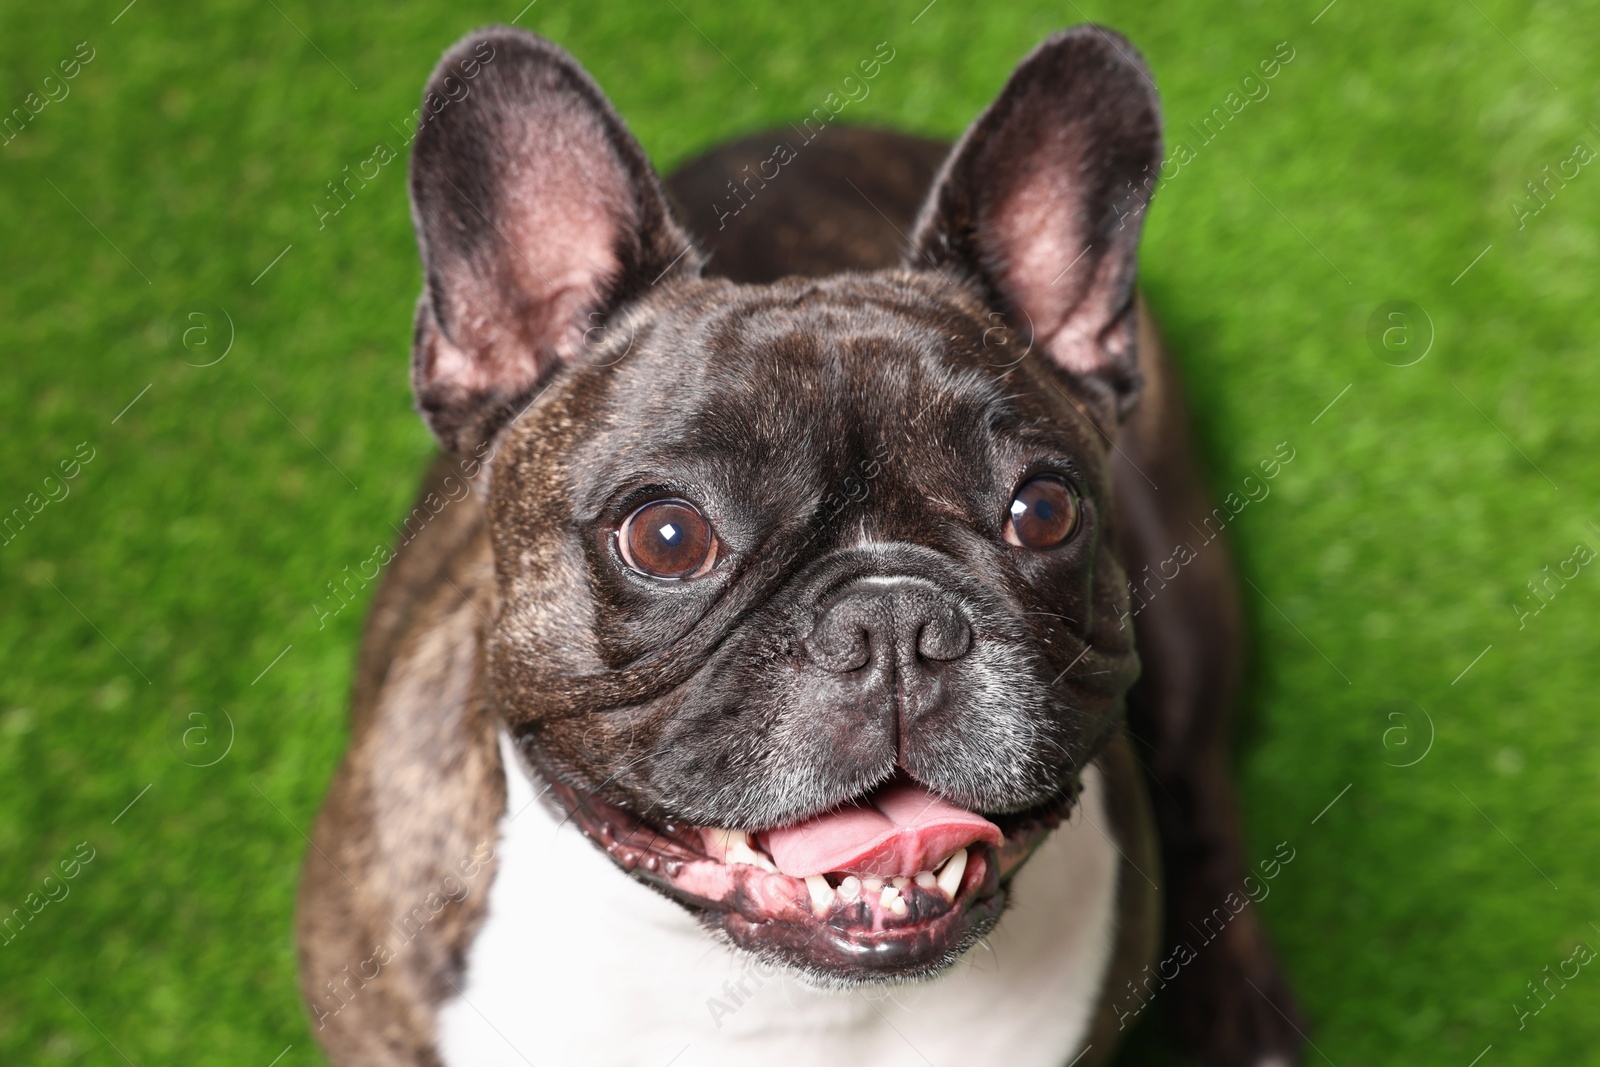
[533,765,1078,976]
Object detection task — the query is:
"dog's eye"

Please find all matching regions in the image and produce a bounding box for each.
[618,499,718,579]
[1003,476,1079,549]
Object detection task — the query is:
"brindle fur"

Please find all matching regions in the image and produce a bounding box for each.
[298,31,1303,1067]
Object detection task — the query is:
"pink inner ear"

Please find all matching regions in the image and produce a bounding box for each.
[501,111,631,358]
[990,143,1115,379]
[427,106,631,401]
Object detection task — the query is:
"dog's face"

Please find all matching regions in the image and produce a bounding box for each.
[407,27,1160,981]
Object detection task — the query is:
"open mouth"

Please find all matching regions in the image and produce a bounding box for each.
[537,765,1079,981]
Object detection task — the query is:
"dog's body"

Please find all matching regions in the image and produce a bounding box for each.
[298,28,1302,1067]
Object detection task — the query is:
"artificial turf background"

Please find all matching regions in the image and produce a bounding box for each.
[2,0,1597,1063]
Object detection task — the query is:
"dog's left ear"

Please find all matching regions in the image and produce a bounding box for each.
[910,26,1162,427]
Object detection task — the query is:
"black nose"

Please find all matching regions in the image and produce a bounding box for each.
[803,576,972,675]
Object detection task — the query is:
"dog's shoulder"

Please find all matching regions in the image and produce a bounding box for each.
[297,456,504,1063]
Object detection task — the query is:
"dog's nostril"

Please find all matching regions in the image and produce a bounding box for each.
[916,608,971,662]
[805,623,873,673]
[803,577,972,675]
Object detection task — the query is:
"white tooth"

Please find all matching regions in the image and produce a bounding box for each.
[838,875,862,902]
[914,870,938,890]
[935,848,967,900]
[708,827,747,857]
[714,829,776,872]
[881,886,908,916]
[862,877,884,894]
[805,875,836,916]
[891,876,909,889]
[728,839,777,872]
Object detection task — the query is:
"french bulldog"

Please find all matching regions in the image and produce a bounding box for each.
[297,23,1306,1067]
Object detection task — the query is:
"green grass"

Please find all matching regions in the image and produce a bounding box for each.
[2,1,1597,1063]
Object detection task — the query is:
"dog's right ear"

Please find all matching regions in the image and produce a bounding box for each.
[408,27,701,455]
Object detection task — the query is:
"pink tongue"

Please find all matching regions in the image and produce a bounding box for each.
[763,782,1003,879]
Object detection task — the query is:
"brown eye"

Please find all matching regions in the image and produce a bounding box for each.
[1003,476,1079,549]
[618,499,717,579]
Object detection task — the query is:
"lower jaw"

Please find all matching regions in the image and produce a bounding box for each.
[713,869,1008,983]
[628,832,1050,982]
[533,762,1069,981]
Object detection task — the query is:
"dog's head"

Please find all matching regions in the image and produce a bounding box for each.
[407,25,1160,983]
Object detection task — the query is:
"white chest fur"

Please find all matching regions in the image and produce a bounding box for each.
[436,736,1119,1067]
